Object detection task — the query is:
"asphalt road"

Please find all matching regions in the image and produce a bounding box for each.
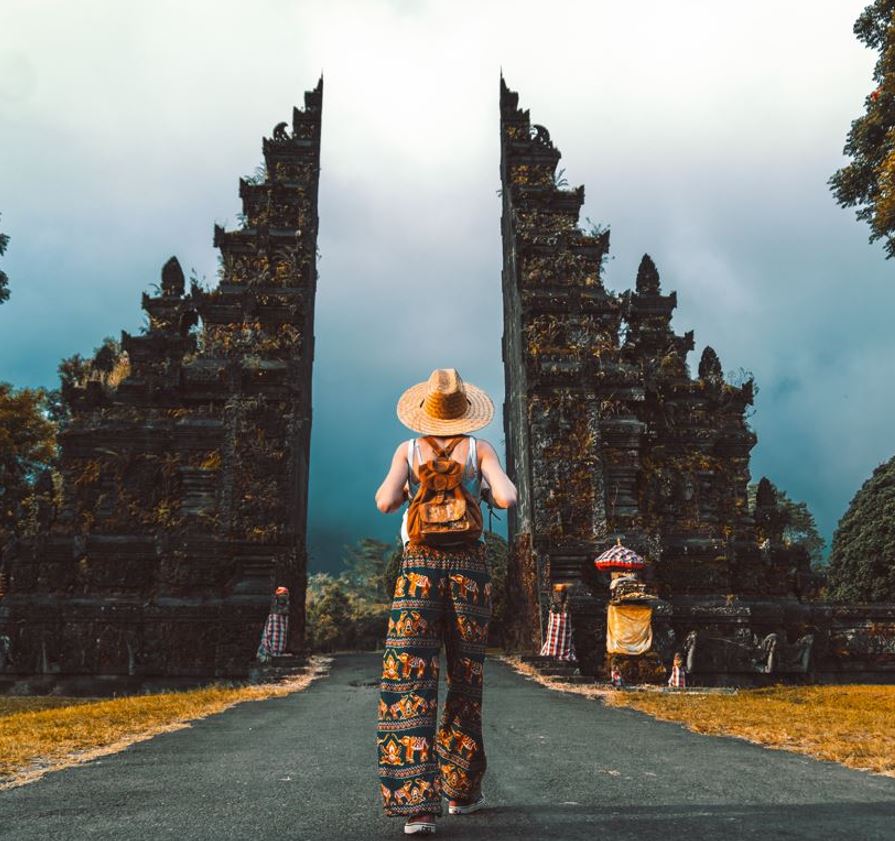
[2,653,894,841]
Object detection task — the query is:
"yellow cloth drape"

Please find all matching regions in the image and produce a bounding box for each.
[606,603,653,655]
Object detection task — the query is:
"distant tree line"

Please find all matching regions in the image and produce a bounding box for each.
[306,532,509,652]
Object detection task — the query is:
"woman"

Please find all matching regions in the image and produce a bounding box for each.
[374,368,517,836]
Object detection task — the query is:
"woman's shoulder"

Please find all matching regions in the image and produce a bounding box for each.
[473,437,497,456]
[391,438,414,459]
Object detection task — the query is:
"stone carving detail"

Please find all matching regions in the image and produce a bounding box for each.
[683,630,815,675]
[698,346,723,384]
[529,124,554,149]
[161,256,185,297]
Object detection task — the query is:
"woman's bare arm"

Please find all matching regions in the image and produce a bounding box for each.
[478,440,517,509]
[375,443,410,514]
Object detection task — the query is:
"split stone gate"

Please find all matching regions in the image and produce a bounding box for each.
[1,77,894,685]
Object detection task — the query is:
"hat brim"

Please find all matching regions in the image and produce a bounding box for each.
[396,379,494,435]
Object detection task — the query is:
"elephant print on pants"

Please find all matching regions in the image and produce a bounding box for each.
[377,541,491,818]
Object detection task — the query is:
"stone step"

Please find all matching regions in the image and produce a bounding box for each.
[551,674,594,685]
[268,654,306,667]
[520,656,579,668]
[536,667,580,676]
[595,683,738,694]
[519,656,580,675]
[518,655,586,681]
[247,653,309,684]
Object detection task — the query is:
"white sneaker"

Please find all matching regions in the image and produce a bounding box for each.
[448,795,485,815]
[404,818,436,835]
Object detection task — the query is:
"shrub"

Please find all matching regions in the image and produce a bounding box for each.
[826,454,895,602]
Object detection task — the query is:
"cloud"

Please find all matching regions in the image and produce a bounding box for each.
[1,0,892,562]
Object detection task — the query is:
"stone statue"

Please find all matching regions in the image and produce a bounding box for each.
[761,632,815,674]
[0,635,13,672]
[683,629,815,675]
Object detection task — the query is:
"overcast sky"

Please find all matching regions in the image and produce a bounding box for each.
[2,1,893,571]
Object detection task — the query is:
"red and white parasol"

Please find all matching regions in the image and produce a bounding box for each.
[594,538,646,571]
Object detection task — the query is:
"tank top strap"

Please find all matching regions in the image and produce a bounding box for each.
[468,436,478,476]
[407,437,425,487]
[406,438,415,484]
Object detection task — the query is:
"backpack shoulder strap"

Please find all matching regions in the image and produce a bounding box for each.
[441,436,464,457]
[422,435,443,458]
[423,435,463,458]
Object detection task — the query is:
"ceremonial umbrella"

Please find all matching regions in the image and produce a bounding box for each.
[594,538,646,571]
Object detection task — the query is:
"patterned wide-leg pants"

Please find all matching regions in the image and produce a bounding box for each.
[377,540,491,817]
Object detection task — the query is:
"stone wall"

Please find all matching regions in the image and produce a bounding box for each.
[0,80,323,682]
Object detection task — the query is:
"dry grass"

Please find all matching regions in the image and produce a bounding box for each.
[605,685,895,776]
[0,697,94,718]
[501,656,895,776]
[0,656,330,788]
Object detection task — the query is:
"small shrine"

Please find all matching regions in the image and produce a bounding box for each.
[597,540,664,684]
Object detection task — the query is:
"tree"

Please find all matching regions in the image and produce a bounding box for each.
[53,336,130,427]
[826,454,895,602]
[0,383,58,544]
[830,1,895,258]
[341,537,402,602]
[305,573,354,652]
[0,213,9,305]
[747,481,826,567]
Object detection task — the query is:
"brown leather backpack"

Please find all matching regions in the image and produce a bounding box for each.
[406,436,483,547]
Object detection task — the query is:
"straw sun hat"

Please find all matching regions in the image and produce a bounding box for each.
[396,368,494,435]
